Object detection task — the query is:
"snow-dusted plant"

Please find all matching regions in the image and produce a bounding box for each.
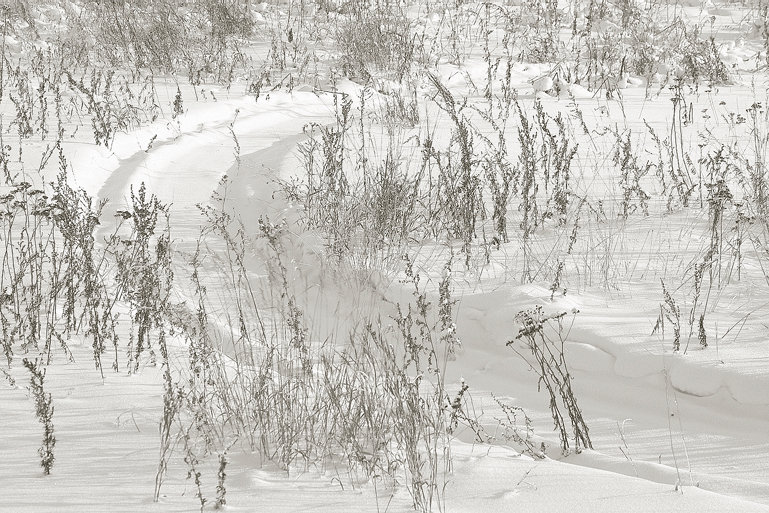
[334,0,421,81]
[508,306,591,455]
[114,183,172,373]
[23,358,56,475]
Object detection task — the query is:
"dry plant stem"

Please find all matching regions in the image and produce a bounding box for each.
[508,307,591,454]
[23,357,56,475]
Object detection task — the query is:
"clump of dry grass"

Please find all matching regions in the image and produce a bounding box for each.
[113,183,172,373]
[508,307,591,455]
[66,0,253,83]
[23,357,56,475]
[154,196,480,511]
[334,0,423,82]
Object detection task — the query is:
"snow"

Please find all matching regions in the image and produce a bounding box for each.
[3,0,769,511]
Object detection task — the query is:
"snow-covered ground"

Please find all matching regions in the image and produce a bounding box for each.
[2,0,769,511]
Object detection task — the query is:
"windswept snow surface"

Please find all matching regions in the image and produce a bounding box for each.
[3,1,769,511]
[4,80,768,511]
